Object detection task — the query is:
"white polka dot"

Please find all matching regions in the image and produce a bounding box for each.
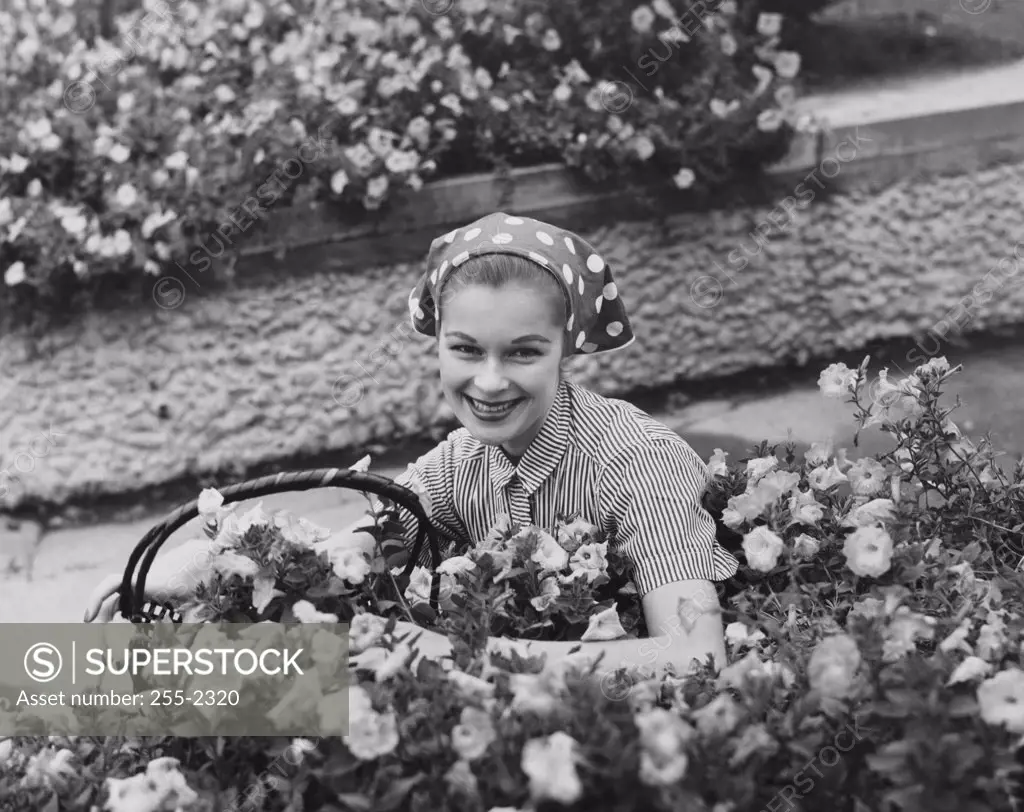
[575,331,586,349]
[567,313,574,331]
[587,254,605,273]
[595,295,603,314]
[505,216,524,225]
[464,227,481,241]
[603,282,618,300]
[442,230,457,244]
[430,270,437,285]
[578,276,584,295]
[581,342,599,353]
[409,294,418,311]
[527,251,548,266]
[492,233,513,244]
[415,307,425,320]
[607,321,623,337]
[562,264,573,285]
[453,251,470,266]
[564,237,576,255]
[438,260,449,278]
[535,230,554,246]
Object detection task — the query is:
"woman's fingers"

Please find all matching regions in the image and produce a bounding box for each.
[83,573,123,622]
[93,593,122,624]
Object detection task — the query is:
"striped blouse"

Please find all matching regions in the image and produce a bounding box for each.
[388,380,739,597]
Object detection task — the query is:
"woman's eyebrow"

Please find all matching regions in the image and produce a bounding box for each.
[446,331,551,344]
[511,335,552,344]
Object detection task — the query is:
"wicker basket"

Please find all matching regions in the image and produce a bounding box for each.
[114,468,448,623]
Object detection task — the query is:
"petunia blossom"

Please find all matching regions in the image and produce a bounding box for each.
[742,526,785,572]
[522,731,583,805]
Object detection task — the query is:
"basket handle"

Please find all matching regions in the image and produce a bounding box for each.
[118,468,450,622]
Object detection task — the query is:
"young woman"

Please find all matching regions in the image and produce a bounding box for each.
[85,212,739,674]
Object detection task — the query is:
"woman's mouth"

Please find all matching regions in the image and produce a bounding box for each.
[464,394,525,422]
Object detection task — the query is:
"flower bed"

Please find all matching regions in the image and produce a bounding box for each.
[0,0,807,329]
[4,356,1024,811]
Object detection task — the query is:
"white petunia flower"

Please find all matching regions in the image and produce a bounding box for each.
[4,261,27,287]
[292,600,339,623]
[841,498,895,529]
[746,455,778,483]
[947,656,992,686]
[741,526,784,572]
[808,461,848,491]
[817,362,857,398]
[522,732,583,805]
[842,525,894,577]
[211,550,259,580]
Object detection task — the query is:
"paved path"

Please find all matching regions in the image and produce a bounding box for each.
[3,344,1022,623]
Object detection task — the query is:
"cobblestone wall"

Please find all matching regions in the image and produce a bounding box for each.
[2,160,1023,506]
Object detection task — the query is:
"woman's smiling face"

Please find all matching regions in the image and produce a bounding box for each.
[438,281,565,459]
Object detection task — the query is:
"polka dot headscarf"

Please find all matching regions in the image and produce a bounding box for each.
[408,211,635,356]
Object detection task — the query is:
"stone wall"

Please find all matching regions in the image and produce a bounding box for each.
[2,159,1024,507]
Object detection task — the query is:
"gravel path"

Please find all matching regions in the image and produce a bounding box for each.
[4,338,1023,624]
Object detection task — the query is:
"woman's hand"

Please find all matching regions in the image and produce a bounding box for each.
[83,537,224,623]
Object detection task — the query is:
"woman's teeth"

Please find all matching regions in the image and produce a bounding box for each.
[466,395,521,417]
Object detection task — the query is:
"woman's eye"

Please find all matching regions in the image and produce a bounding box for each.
[511,348,541,358]
[450,345,478,354]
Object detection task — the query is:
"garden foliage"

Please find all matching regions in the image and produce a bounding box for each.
[1,0,804,326]
[3,357,1024,812]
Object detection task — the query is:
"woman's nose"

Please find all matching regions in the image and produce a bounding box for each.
[473,359,509,394]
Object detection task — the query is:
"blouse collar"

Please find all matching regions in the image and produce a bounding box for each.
[483,380,572,496]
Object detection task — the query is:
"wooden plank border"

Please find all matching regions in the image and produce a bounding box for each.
[236,60,1024,263]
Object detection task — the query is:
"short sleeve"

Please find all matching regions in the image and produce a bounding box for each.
[600,440,739,596]
[372,436,464,566]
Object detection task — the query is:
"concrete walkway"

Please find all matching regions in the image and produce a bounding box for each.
[3,343,1022,623]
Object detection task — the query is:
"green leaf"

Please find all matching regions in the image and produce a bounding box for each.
[335,793,373,812]
[884,688,925,708]
[946,695,979,717]
[374,774,424,812]
[866,701,911,719]
[961,541,982,562]
[881,785,926,811]
[410,602,437,625]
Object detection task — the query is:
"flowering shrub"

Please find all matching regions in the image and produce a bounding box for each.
[1,0,805,327]
[5,356,1024,812]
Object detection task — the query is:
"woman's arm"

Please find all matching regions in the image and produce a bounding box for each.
[491,578,726,674]
[391,578,727,677]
